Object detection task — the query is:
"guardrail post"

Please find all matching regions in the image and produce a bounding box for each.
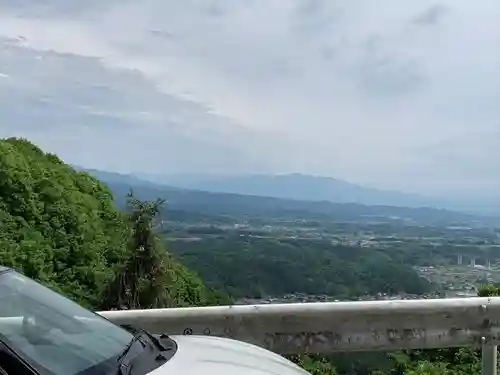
[482,339,497,375]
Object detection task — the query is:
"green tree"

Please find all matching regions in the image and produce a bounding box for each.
[102,191,176,309]
[0,138,228,310]
[288,355,337,375]
[102,190,222,309]
[0,137,128,308]
[477,283,500,297]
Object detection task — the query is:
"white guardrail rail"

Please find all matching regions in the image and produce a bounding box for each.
[100,297,500,375]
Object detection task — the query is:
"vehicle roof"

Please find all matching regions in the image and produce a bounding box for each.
[0,266,11,274]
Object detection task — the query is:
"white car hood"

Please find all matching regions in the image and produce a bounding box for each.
[148,335,311,375]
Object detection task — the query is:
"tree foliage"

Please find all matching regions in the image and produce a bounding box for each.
[168,237,431,299]
[0,137,127,308]
[102,190,212,309]
[0,138,228,310]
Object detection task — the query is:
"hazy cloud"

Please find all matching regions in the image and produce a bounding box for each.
[413,4,449,26]
[0,0,499,200]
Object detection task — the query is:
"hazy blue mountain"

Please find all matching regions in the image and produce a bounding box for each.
[79,167,497,226]
[80,168,499,217]
[139,173,499,216]
[140,173,435,208]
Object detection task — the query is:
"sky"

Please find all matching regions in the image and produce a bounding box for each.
[0,0,499,200]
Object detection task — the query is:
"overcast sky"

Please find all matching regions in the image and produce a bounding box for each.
[0,0,499,199]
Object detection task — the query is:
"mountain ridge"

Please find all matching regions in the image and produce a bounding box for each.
[134,172,498,217]
[78,167,498,226]
[135,172,440,208]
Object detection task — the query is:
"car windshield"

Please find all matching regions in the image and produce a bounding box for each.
[0,269,133,375]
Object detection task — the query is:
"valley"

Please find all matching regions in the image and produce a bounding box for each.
[85,168,500,304]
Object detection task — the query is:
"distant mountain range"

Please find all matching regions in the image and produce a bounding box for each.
[142,173,433,208]
[136,173,498,217]
[77,167,498,226]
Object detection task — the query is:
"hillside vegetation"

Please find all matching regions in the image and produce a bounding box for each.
[0,137,220,309]
[169,237,431,299]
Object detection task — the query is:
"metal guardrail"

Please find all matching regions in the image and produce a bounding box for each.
[100,297,500,375]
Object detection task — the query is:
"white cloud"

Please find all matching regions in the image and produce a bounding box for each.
[0,0,499,200]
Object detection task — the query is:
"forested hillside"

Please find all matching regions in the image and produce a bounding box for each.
[0,137,222,309]
[168,237,431,299]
